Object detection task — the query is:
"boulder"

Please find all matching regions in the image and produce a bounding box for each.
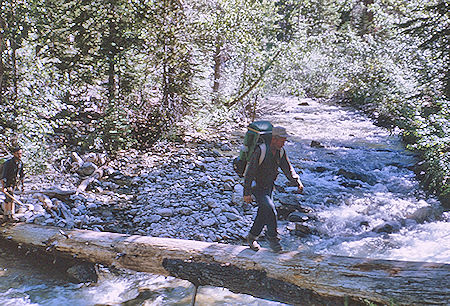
[311,140,325,148]
[66,263,98,283]
[157,208,174,217]
[372,221,401,234]
[288,211,310,222]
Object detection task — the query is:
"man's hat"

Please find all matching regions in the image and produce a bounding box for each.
[272,126,290,138]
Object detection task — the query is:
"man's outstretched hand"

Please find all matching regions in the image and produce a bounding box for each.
[243,195,253,203]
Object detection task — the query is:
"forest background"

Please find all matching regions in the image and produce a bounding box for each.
[0,0,448,207]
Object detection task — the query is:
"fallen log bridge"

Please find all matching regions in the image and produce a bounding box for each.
[1,223,449,305]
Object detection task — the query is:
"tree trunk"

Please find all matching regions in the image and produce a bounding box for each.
[11,35,17,103]
[107,12,116,104]
[229,49,282,107]
[212,35,222,103]
[1,223,448,306]
[0,17,5,104]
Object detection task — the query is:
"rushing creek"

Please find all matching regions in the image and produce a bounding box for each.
[1,97,449,305]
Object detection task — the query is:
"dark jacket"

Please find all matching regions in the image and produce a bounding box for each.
[1,157,24,188]
[244,145,301,196]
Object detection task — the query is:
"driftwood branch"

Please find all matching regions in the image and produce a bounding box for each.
[22,188,76,200]
[0,223,448,305]
[76,166,107,194]
[2,190,25,206]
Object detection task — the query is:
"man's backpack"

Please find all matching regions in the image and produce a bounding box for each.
[233,120,273,177]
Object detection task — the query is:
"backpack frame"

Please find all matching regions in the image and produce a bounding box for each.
[233,121,273,177]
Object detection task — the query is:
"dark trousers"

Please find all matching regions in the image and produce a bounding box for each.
[249,187,277,238]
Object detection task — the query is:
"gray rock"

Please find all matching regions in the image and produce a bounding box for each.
[223,212,240,221]
[287,212,310,222]
[206,198,219,208]
[71,152,84,165]
[101,210,113,218]
[212,208,222,215]
[223,182,233,191]
[157,208,173,217]
[208,232,218,241]
[59,203,74,221]
[220,144,232,151]
[231,192,243,205]
[222,176,235,183]
[228,207,240,215]
[201,218,217,227]
[292,224,313,237]
[84,153,98,164]
[87,203,98,210]
[33,215,47,224]
[178,207,193,216]
[66,263,98,283]
[407,206,441,223]
[337,168,376,185]
[21,211,34,222]
[372,221,401,234]
[310,140,325,148]
[92,225,104,231]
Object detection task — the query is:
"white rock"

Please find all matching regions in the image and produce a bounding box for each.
[212,208,222,215]
[234,184,244,193]
[201,218,217,227]
[217,216,228,224]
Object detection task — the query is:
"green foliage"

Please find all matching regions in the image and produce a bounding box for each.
[130,109,166,149]
[401,97,450,206]
[0,0,448,205]
[98,101,134,153]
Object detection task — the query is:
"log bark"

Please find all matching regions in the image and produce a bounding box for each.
[0,223,448,305]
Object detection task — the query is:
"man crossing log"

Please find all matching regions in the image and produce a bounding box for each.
[243,126,304,252]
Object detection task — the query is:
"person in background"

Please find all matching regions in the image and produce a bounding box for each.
[243,126,303,252]
[1,146,24,222]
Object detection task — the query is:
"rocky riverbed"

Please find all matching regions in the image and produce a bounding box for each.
[4,126,307,247]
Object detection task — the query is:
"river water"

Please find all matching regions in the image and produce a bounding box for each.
[0,97,448,305]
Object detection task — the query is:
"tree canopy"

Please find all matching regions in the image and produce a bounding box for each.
[0,0,448,204]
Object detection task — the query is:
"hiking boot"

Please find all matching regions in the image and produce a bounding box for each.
[246,233,260,251]
[266,236,282,252]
